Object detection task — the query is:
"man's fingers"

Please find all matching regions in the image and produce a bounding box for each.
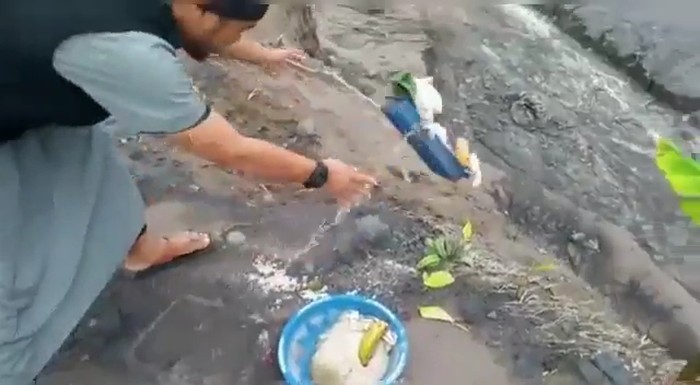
[290,49,306,57]
[351,172,378,186]
[287,50,306,63]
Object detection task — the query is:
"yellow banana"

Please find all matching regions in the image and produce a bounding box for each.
[358,320,389,367]
[454,137,471,168]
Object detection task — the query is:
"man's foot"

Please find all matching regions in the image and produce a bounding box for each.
[124,231,211,273]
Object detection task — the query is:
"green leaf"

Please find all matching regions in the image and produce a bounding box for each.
[390,71,417,100]
[418,305,470,333]
[681,198,700,225]
[655,138,700,225]
[418,306,456,323]
[422,270,455,289]
[305,278,324,291]
[416,254,441,270]
[531,260,558,273]
[462,221,473,241]
[433,237,448,258]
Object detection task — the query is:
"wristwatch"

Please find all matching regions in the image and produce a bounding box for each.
[303,160,329,189]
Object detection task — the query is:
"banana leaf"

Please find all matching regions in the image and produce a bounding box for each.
[655,138,700,225]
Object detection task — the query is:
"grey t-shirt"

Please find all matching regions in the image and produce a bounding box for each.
[52,31,209,135]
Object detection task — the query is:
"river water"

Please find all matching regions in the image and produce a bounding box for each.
[542,0,700,116]
[314,4,700,300]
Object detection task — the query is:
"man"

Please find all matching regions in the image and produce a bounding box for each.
[0,0,377,382]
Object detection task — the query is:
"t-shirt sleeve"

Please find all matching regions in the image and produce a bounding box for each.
[52,31,210,135]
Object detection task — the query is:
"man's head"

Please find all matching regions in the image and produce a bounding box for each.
[171,0,269,61]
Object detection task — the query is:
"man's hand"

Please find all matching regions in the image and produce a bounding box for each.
[322,159,378,208]
[259,47,306,69]
[222,37,306,70]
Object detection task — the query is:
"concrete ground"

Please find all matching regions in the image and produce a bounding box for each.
[36,152,516,385]
[36,123,518,384]
[36,53,681,384]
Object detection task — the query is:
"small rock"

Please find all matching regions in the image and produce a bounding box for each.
[543,371,588,385]
[583,238,600,251]
[356,79,377,97]
[355,215,391,246]
[486,310,498,320]
[333,230,358,265]
[591,352,634,385]
[566,242,582,271]
[679,129,695,142]
[510,92,547,128]
[226,231,247,246]
[575,359,611,385]
[297,118,315,135]
[366,68,380,79]
[457,295,488,324]
[570,232,586,242]
[322,54,337,67]
[512,347,545,380]
[688,111,700,128]
[504,224,520,240]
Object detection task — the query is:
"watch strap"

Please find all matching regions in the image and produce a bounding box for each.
[303,160,329,189]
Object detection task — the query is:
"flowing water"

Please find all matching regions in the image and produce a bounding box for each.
[293,208,349,260]
[542,0,700,115]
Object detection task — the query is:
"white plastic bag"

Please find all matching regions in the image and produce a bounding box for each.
[469,152,483,187]
[423,122,450,149]
[414,77,443,123]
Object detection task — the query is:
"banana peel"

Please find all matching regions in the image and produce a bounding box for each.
[454,137,483,187]
[357,320,389,367]
[454,137,471,168]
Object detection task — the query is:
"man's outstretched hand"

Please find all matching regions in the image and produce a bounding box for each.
[221,38,306,70]
[322,159,378,208]
[260,47,306,71]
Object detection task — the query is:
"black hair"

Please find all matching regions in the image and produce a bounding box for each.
[204,0,269,21]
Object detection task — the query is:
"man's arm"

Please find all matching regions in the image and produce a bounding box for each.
[53,31,315,185]
[219,34,306,68]
[219,35,271,65]
[52,31,376,204]
[171,111,316,183]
